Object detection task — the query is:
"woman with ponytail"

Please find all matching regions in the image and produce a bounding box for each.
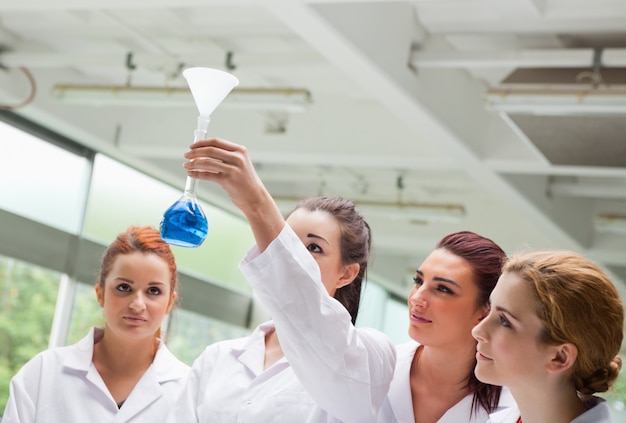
[170,137,395,422]
[473,250,624,423]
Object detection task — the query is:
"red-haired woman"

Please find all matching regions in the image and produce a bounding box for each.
[4,226,189,422]
[377,231,516,422]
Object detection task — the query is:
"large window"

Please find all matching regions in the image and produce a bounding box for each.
[83,154,255,294]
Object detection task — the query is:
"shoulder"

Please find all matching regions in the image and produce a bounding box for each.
[11,343,77,384]
[355,327,397,360]
[153,342,190,383]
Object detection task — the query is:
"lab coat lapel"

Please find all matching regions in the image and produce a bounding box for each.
[64,328,115,405]
[114,365,163,422]
[487,406,520,423]
[115,340,188,421]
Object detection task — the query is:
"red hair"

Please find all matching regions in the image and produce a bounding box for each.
[97,225,178,338]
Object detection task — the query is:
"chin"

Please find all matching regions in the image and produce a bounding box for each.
[474,366,499,386]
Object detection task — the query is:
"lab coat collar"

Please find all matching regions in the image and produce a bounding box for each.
[62,327,188,420]
[230,321,288,376]
[488,396,610,423]
[63,326,100,372]
[63,327,187,382]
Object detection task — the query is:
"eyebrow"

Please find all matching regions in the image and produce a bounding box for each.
[307,233,329,245]
[114,278,166,286]
[495,305,519,321]
[415,270,461,288]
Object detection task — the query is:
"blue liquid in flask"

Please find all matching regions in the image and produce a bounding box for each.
[160,197,208,248]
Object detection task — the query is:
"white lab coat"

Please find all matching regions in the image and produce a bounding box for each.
[239,224,396,422]
[377,341,516,423]
[169,224,396,423]
[170,321,317,422]
[487,396,612,423]
[2,327,189,423]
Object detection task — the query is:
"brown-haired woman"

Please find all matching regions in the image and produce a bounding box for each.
[171,137,395,423]
[4,226,189,422]
[473,250,624,423]
[377,230,516,422]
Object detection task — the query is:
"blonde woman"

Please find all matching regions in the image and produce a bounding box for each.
[473,250,624,423]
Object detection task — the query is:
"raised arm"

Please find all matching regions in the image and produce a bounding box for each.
[184,138,396,421]
[184,137,283,252]
[239,225,396,422]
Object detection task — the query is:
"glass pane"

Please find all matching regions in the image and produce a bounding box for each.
[66,282,104,345]
[0,255,62,413]
[165,308,249,365]
[356,281,388,329]
[0,120,90,234]
[382,297,411,345]
[84,154,254,293]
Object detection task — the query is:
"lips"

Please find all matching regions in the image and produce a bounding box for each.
[123,315,147,324]
[410,311,432,324]
[476,350,493,361]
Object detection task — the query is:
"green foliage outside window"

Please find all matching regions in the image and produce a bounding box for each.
[602,362,626,414]
[0,256,60,414]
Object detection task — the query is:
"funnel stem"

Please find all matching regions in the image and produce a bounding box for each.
[185,115,211,197]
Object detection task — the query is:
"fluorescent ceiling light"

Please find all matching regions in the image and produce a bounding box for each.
[50,84,312,113]
[594,214,626,235]
[274,197,465,223]
[356,202,465,223]
[485,88,626,115]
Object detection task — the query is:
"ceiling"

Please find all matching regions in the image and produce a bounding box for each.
[1,0,626,303]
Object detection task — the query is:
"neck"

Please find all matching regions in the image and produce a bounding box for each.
[414,343,476,389]
[263,330,284,370]
[94,329,157,373]
[511,382,587,423]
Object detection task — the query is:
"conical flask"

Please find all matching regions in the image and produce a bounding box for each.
[160,67,239,247]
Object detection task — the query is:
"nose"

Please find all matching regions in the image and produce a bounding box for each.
[408,285,428,309]
[472,317,488,343]
[129,292,147,312]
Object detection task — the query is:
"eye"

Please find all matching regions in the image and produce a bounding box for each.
[147,286,163,295]
[412,275,423,286]
[307,243,323,254]
[436,284,454,294]
[115,283,132,292]
[499,314,512,328]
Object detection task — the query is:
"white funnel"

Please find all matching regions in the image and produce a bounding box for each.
[183,67,239,117]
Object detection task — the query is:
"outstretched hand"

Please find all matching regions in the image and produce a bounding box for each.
[183,137,285,250]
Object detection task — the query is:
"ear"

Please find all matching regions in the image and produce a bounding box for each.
[95,284,104,308]
[336,263,360,289]
[166,291,178,314]
[476,304,490,322]
[546,342,578,374]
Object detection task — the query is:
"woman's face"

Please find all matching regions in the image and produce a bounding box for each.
[96,252,175,340]
[472,271,552,389]
[408,248,487,350]
[286,208,358,296]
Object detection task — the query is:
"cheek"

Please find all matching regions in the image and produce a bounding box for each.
[491,334,533,368]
